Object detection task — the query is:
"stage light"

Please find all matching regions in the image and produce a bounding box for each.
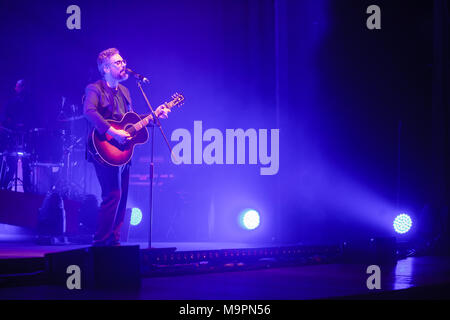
[239,209,260,230]
[130,208,142,226]
[393,214,412,234]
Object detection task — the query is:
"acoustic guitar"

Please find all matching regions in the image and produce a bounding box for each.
[88,92,184,166]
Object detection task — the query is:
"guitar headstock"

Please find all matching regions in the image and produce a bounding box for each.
[168,92,185,108]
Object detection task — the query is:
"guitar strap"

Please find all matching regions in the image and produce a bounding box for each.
[94,80,131,112]
[118,84,132,112]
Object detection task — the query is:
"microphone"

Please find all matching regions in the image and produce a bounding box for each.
[126,68,150,84]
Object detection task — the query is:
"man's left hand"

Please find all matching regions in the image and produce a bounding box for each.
[156,105,171,119]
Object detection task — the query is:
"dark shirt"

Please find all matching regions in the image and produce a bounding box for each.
[83,79,133,134]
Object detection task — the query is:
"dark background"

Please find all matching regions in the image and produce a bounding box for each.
[0,0,447,245]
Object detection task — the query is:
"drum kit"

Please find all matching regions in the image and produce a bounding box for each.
[0,101,87,198]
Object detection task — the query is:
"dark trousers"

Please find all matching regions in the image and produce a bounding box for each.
[92,159,131,243]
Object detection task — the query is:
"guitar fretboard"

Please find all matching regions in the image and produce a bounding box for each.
[129,93,183,134]
[133,114,153,131]
[131,100,175,132]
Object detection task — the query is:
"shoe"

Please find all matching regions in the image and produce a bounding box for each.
[92,239,108,247]
[110,240,120,246]
[106,233,120,246]
[92,234,120,247]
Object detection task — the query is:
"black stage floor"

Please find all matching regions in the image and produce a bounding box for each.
[0,241,450,299]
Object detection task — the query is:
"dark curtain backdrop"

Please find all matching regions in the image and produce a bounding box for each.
[0,0,443,244]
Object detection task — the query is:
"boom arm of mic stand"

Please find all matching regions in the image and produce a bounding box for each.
[135,80,178,162]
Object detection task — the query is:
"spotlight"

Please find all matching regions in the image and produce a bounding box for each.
[393,214,412,234]
[239,209,260,230]
[130,208,142,226]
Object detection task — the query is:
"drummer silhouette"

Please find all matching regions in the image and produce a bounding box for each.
[0,79,36,192]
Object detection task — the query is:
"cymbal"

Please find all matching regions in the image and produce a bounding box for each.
[57,115,85,122]
[0,151,31,157]
[0,125,12,133]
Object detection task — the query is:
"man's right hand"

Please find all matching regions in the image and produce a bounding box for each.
[107,126,130,144]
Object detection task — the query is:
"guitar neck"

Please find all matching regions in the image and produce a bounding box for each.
[133,113,155,132]
[130,94,183,133]
[132,103,166,132]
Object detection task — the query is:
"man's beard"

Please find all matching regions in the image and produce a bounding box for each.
[115,70,129,82]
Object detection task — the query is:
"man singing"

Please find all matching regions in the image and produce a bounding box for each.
[83,48,169,246]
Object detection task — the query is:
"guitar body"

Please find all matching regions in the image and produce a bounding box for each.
[87,92,184,166]
[90,112,149,166]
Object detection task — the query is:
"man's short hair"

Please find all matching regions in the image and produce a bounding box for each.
[97,48,119,76]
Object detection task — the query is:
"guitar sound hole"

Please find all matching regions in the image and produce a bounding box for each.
[125,125,136,137]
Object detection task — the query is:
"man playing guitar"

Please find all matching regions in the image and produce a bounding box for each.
[83,48,170,246]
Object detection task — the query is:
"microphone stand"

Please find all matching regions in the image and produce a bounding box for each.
[135,80,176,249]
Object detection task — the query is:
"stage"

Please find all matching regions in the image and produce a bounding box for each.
[0,240,450,300]
[0,0,450,305]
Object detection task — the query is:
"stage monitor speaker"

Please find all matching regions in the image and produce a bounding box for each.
[341,237,397,265]
[45,245,141,290]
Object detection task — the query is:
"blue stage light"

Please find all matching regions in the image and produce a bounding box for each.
[130,208,142,226]
[239,209,260,230]
[393,214,412,234]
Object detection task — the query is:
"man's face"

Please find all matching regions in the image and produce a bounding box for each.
[105,53,128,81]
[15,80,25,94]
